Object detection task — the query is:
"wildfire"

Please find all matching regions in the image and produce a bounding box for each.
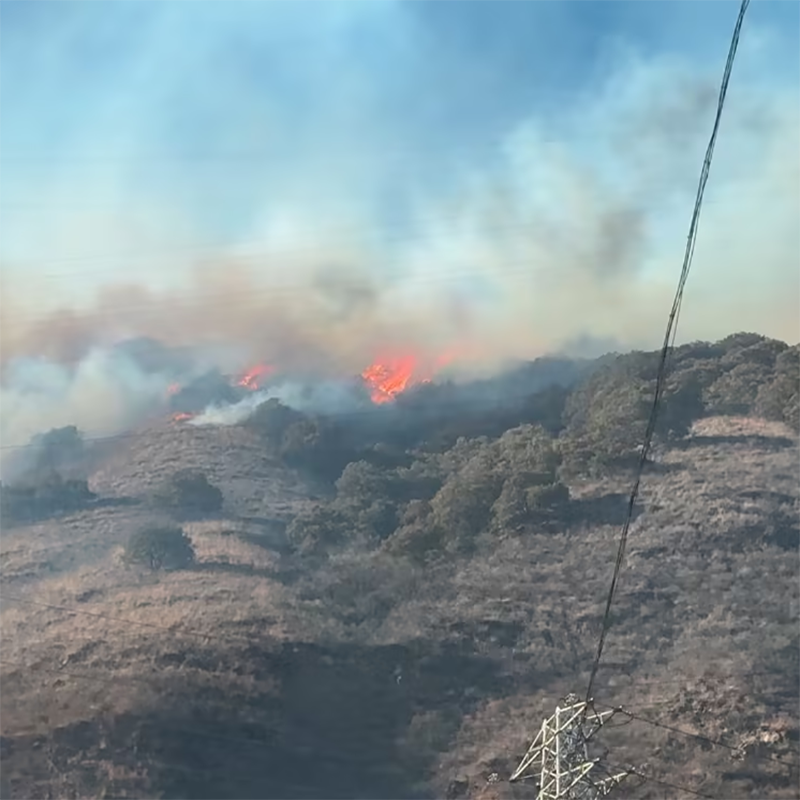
[163,350,457,421]
[237,363,275,391]
[361,350,459,404]
[362,356,417,404]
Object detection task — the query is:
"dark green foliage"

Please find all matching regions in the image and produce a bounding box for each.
[335,461,395,505]
[717,332,785,360]
[703,333,790,416]
[556,337,792,474]
[559,361,653,474]
[123,525,195,571]
[246,398,304,444]
[152,469,223,516]
[525,481,570,512]
[5,425,88,493]
[1,425,95,525]
[491,473,570,532]
[248,399,356,481]
[753,345,799,432]
[704,362,775,415]
[29,425,85,472]
[0,472,95,525]
[381,424,565,557]
[285,505,352,555]
[355,499,399,541]
[429,469,503,551]
[281,333,796,561]
[559,334,796,473]
[383,518,443,563]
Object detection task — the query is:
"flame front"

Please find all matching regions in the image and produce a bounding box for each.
[237,363,275,391]
[172,412,194,423]
[362,356,418,404]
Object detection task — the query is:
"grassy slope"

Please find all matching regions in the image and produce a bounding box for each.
[1,416,798,799]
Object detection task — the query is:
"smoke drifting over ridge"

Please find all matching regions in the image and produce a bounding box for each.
[1,2,798,451]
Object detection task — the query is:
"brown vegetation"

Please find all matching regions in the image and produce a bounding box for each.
[1,333,798,799]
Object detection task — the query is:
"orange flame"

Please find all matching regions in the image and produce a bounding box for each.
[361,349,461,404]
[171,412,194,423]
[237,363,275,391]
[362,356,418,404]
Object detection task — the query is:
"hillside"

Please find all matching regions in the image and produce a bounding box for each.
[1,334,798,799]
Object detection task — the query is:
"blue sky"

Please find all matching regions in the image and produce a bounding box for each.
[1,1,798,357]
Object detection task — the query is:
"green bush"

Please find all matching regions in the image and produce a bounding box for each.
[559,345,719,475]
[0,473,95,525]
[285,505,351,556]
[152,469,223,515]
[246,400,355,482]
[335,461,394,505]
[123,525,195,571]
[752,345,799,432]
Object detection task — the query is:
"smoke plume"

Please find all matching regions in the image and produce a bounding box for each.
[1,2,798,451]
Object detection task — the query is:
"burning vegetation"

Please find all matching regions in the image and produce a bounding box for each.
[1,331,798,800]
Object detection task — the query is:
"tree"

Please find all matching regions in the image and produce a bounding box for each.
[429,466,504,552]
[335,461,394,505]
[152,469,223,516]
[124,525,195,571]
[1,473,95,526]
[285,505,351,556]
[753,345,799,432]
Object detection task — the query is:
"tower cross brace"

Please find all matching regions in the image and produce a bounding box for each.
[509,694,631,800]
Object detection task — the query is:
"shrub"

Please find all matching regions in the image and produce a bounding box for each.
[248,400,356,482]
[494,424,561,480]
[246,398,303,445]
[124,525,195,571]
[703,362,774,416]
[335,461,394,505]
[0,473,95,525]
[5,426,88,490]
[491,474,570,533]
[354,498,398,541]
[429,468,503,552]
[526,481,570,512]
[752,345,799,432]
[152,469,223,516]
[383,520,443,563]
[559,346,717,475]
[285,505,351,556]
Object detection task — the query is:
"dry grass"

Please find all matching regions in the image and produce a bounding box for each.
[1,415,798,799]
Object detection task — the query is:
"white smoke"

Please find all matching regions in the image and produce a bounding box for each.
[190,378,371,426]
[0,348,173,452]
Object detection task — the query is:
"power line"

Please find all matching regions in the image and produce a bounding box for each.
[2,173,768,277]
[0,138,502,166]
[602,763,718,799]
[583,0,751,706]
[0,214,552,272]
[0,257,582,321]
[594,702,799,771]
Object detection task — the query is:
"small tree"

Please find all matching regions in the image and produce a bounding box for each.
[152,469,223,516]
[124,525,195,571]
[286,505,350,556]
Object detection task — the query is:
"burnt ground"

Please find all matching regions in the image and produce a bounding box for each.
[1,415,798,799]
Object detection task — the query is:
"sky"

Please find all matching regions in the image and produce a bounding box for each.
[0,0,799,376]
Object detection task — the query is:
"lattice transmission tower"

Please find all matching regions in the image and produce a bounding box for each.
[509,694,631,800]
